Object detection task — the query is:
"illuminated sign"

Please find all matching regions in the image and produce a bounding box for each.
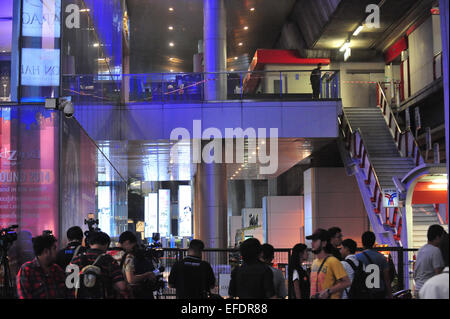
[22,0,61,38]
[145,193,158,238]
[158,189,170,237]
[383,189,399,208]
[178,185,192,237]
[98,186,111,234]
[21,48,60,87]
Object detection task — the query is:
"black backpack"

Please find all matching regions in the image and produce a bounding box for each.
[75,253,107,299]
[344,253,378,299]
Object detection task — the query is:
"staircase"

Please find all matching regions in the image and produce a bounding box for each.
[412,204,448,249]
[339,83,427,247]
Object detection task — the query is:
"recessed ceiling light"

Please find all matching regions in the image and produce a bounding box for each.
[250,8,255,11]
[169,42,174,47]
[170,69,174,72]
[244,26,249,30]
[169,7,174,11]
[230,69,234,72]
[238,42,243,46]
[168,26,174,30]
[234,56,238,60]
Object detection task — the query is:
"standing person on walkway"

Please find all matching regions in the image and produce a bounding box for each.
[310,63,322,99]
[229,238,276,299]
[289,243,310,299]
[340,239,360,299]
[328,227,343,261]
[16,234,67,299]
[419,231,449,299]
[414,225,445,298]
[260,244,287,299]
[168,239,216,299]
[356,231,393,299]
[308,229,350,299]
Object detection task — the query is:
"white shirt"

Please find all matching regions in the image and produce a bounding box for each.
[419,267,449,299]
[341,255,360,299]
[293,265,307,281]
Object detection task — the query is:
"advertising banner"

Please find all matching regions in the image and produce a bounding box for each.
[158,189,170,237]
[178,185,192,237]
[145,193,158,238]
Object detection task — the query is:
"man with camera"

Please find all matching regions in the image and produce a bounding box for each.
[118,231,157,299]
[168,239,216,299]
[56,226,86,271]
[70,231,129,299]
[16,234,67,299]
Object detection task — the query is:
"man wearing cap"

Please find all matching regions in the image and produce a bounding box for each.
[307,229,351,299]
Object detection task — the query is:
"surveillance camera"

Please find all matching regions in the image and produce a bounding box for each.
[62,100,74,118]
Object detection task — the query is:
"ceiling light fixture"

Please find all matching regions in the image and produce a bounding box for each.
[339,41,351,52]
[244,26,249,30]
[250,8,255,11]
[353,25,364,36]
[238,42,243,46]
[169,42,174,47]
[169,7,174,11]
[93,43,99,47]
[168,26,174,30]
[344,47,351,61]
[234,56,238,60]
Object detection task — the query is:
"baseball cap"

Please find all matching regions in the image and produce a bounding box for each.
[306,228,330,241]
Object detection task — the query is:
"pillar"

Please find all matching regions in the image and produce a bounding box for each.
[244,180,255,208]
[203,0,227,100]
[196,162,228,249]
[439,0,449,194]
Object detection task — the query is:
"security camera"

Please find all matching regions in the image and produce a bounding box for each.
[45,97,74,118]
[60,99,74,118]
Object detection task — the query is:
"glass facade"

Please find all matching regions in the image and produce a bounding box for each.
[0,0,15,102]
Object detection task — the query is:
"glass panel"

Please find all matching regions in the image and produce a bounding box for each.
[0,0,15,101]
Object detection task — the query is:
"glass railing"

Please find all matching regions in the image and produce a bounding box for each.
[62,70,341,105]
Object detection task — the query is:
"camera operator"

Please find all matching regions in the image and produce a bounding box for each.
[168,239,216,299]
[56,226,86,270]
[70,231,129,299]
[118,231,156,299]
[16,234,68,299]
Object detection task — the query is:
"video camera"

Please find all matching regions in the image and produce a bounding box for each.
[0,225,18,251]
[141,233,166,292]
[84,213,101,246]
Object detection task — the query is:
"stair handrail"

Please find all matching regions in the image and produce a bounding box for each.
[377,82,424,167]
[339,111,385,215]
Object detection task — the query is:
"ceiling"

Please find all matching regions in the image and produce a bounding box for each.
[98,137,335,182]
[127,0,295,73]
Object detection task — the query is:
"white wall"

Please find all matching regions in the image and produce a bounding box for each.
[331,62,386,108]
[262,196,304,251]
[408,17,435,95]
[304,167,369,247]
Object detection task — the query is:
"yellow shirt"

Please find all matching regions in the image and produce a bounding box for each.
[310,256,348,299]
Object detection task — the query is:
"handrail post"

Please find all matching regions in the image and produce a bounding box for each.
[398,247,405,290]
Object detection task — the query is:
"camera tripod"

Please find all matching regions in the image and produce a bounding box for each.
[0,247,15,299]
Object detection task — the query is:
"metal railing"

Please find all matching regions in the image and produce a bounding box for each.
[157,247,417,299]
[61,70,341,105]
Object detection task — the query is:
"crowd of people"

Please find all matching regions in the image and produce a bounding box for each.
[12,223,449,299]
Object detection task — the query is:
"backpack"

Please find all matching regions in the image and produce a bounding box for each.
[75,253,107,299]
[345,253,378,299]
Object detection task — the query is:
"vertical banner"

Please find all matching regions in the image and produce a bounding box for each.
[158,189,170,237]
[178,185,192,237]
[145,193,158,238]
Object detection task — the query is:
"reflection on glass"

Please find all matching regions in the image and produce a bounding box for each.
[0,0,14,101]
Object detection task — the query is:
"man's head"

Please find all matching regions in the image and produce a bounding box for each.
[361,231,376,249]
[307,229,331,255]
[317,63,322,69]
[427,224,445,246]
[118,231,138,252]
[88,231,111,251]
[240,238,262,263]
[188,239,205,258]
[328,227,343,248]
[67,226,83,242]
[260,243,275,264]
[33,235,58,264]
[340,239,357,259]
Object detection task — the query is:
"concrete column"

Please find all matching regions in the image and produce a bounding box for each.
[440,0,449,191]
[268,178,278,196]
[197,162,228,249]
[244,180,255,208]
[203,0,227,100]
